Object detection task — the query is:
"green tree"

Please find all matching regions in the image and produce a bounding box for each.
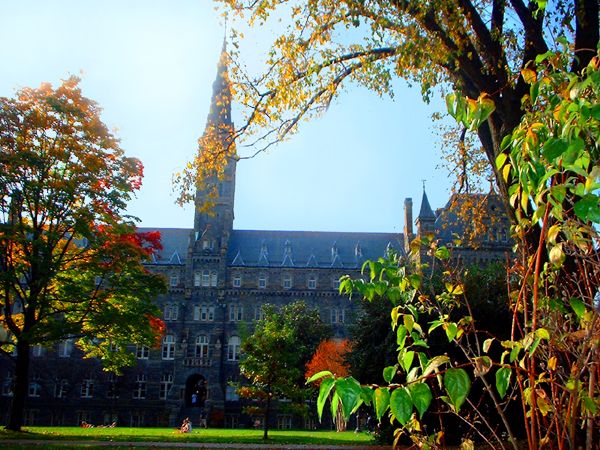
[0,78,167,431]
[238,301,330,439]
[314,52,600,450]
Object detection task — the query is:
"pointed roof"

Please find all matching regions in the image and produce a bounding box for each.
[206,40,232,128]
[417,188,436,222]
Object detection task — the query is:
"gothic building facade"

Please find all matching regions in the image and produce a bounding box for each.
[0,52,512,429]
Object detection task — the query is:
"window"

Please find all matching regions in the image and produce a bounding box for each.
[258,275,267,289]
[331,277,341,290]
[194,335,209,358]
[331,308,345,324]
[201,270,210,286]
[81,379,94,398]
[106,373,119,399]
[169,275,179,287]
[159,373,173,400]
[162,335,175,360]
[227,336,241,361]
[282,274,292,290]
[225,385,239,401]
[211,271,218,287]
[307,275,317,290]
[501,228,508,242]
[229,305,243,322]
[254,305,265,321]
[28,381,41,398]
[194,305,214,321]
[136,345,149,359]
[202,239,213,251]
[277,415,293,430]
[133,374,146,399]
[164,304,179,321]
[32,344,43,357]
[58,340,73,358]
[194,272,201,287]
[55,379,68,398]
[232,274,241,288]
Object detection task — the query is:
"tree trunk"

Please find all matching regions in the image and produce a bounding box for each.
[263,394,271,440]
[7,340,30,431]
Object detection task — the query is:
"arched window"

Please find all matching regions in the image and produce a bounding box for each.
[162,335,175,360]
[227,336,241,361]
[195,335,209,358]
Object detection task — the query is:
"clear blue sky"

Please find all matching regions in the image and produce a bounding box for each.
[0,0,452,233]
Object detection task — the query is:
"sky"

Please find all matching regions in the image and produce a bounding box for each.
[0,0,453,234]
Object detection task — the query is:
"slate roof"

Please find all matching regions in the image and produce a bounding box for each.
[138,227,192,265]
[417,189,436,221]
[138,227,403,268]
[227,230,403,268]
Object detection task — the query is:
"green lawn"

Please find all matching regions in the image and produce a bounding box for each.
[0,426,377,446]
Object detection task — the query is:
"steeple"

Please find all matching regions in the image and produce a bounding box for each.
[206,38,232,128]
[415,185,436,235]
[193,41,237,251]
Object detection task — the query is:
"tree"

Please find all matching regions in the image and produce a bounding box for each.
[202,1,597,222]
[306,339,351,431]
[238,301,330,439]
[0,78,167,431]
[313,52,600,450]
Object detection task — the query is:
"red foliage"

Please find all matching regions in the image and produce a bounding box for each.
[147,315,166,347]
[306,339,351,383]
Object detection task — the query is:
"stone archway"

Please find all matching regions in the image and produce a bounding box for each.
[184,374,207,408]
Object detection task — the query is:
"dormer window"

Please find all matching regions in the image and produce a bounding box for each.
[202,239,214,251]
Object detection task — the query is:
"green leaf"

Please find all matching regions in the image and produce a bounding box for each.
[569,298,586,319]
[444,368,471,412]
[306,370,332,384]
[335,377,363,421]
[541,138,568,160]
[445,323,458,342]
[403,314,414,333]
[574,194,600,222]
[373,387,390,421]
[390,387,413,425]
[495,152,508,170]
[397,325,407,348]
[408,382,432,419]
[401,350,415,373]
[383,365,397,383]
[435,246,450,260]
[495,367,511,399]
[317,377,335,422]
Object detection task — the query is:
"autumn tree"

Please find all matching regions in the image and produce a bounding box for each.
[238,301,330,439]
[188,0,597,225]
[0,78,167,431]
[306,339,350,431]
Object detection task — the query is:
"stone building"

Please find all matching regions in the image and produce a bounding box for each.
[0,50,512,429]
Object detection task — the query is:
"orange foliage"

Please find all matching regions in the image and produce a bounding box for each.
[305,339,351,383]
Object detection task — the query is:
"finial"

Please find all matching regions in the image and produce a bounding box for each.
[421,179,427,191]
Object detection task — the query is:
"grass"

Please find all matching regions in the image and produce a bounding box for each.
[0,426,378,447]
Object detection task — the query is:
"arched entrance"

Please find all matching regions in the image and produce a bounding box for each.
[185,374,207,408]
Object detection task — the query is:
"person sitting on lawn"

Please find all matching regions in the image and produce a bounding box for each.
[180,417,191,433]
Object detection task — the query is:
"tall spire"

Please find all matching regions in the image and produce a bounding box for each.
[206,39,232,128]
